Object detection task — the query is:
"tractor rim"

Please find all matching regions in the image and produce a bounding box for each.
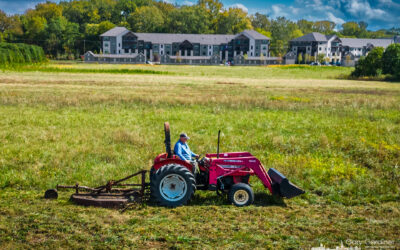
[233,190,249,205]
[159,174,187,202]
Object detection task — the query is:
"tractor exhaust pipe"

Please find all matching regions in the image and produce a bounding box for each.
[217,130,221,159]
[268,168,305,198]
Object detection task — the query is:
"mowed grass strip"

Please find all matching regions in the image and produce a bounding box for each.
[1,64,172,75]
[0,64,399,249]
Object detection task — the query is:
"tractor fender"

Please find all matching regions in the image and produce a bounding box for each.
[152,158,193,172]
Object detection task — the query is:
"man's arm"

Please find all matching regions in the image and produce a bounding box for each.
[174,143,187,161]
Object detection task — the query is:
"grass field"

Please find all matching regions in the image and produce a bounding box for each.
[0,63,399,249]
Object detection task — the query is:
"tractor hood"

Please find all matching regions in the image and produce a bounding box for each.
[268,168,305,198]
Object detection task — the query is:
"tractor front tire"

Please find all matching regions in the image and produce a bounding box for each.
[150,164,196,207]
[228,183,254,207]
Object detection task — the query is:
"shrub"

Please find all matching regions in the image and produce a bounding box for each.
[351,47,384,77]
[0,42,46,65]
[382,43,400,78]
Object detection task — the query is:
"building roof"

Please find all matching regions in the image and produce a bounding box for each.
[100,27,129,37]
[100,27,269,45]
[238,30,270,40]
[340,38,394,48]
[134,33,236,45]
[290,32,328,42]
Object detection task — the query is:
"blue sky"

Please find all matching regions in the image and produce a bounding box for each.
[1,0,399,30]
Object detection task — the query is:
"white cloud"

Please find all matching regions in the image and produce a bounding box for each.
[327,12,345,25]
[229,3,248,12]
[182,0,194,6]
[270,4,287,17]
[345,0,387,20]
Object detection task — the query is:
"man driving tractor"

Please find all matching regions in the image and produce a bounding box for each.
[174,133,198,164]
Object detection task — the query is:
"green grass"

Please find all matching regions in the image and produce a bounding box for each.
[1,64,171,75]
[0,63,399,249]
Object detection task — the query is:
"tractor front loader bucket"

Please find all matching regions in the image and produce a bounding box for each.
[267,168,305,198]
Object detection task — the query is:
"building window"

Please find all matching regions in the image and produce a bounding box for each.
[251,45,253,50]
[209,51,211,56]
[319,47,322,51]
[118,43,120,47]
[105,43,109,47]
[161,44,163,48]
[358,48,361,51]
[118,50,120,54]
[251,52,253,56]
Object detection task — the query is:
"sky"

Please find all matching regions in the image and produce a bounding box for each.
[1,0,399,30]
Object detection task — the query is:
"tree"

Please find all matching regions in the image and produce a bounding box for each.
[297,19,313,34]
[269,17,298,56]
[34,2,63,21]
[382,43,400,77]
[199,0,223,32]
[317,53,325,64]
[128,6,164,33]
[217,7,252,34]
[297,53,302,64]
[313,21,335,34]
[167,5,210,34]
[0,10,23,41]
[116,0,138,20]
[23,15,47,40]
[0,10,11,33]
[304,53,310,63]
[341,22,360,37]
[352,47,384,77]
[251,13,270,30]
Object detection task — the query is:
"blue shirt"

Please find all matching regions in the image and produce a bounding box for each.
[174,140,196,161]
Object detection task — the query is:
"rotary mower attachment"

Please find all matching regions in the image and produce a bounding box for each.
[44,170,148,208]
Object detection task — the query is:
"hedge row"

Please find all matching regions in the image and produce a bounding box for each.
[0,43,46,65]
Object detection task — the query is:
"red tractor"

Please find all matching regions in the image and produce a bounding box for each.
[150,123,304,207]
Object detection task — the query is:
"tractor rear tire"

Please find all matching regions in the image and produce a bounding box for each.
[228,183,254,207]
[150,164,196,207]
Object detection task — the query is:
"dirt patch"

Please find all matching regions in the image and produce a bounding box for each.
[0,77,100,86]
[325,88,398,96]
[215,81,241,85]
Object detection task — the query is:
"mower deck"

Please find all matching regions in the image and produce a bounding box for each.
[45,170,149,209]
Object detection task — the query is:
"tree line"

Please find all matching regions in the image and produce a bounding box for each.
[1,0,399,59]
